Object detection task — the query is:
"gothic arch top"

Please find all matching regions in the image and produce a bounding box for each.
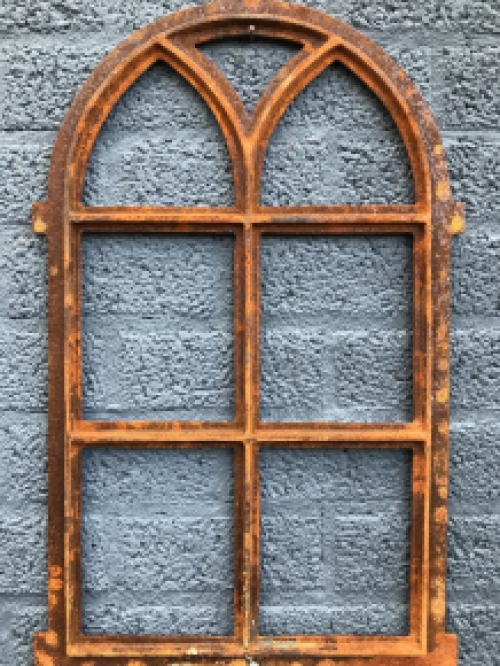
[33,0,464,226]
[33,2,464,666]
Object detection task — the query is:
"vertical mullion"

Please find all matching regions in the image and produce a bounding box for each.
[234,443,246,643]
[240,223,261,648]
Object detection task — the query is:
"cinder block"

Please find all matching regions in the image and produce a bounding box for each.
[451,326,500,413]
[0,0,183,33]
[82,514,233,591]
[0,0,354,34]
[449,421,500,506]
[260,449,411,635]
[327,510,410,596]
[83,593,234,635]
[0,514,47,593]
[452,227,500,317]
[261,233,413,322]
[0,412,47,507]
[0,226,47,319]
[1,601,47,666]
[0,36,113,130]
[336,128,413,203]
[81,447,234,634]
[82,233,234,318]
[199,39,301,113]
[447,603,500,666]
[0,133,54,224]
[0,319,47,411]
[350,0,500,33]
[366,38,431,99]
[261,513,324,592]
[333,330,413,421]
[79,60,234,206]
[260,449,412,503]
[84,125,233,207]
[260,60,415,206]
[433,41,500,129]
[448,515,500,603]
[260,328,412,422]
[260,602,409,636]
[82,322,234,420]
[83,448,234,511]
[81,234,235,421]
[445,138,500,226]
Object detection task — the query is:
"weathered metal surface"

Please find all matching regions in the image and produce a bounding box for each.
[32,0,463,664]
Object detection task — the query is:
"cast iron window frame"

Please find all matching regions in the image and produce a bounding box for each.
[32,1,464,664]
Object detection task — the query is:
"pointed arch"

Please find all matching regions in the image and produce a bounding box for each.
[34,0,460,222]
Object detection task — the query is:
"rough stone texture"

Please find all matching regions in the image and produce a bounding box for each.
[0,603,47,666]
[260,236,413,422]
[0,319,47,411]
[83,62,234,207]
[82,233,235,420]
[446,137,500,227]
[260,449,411,635]
[0,1,498,664]
[0,0,355,33]
[433,41,500,130]
[349,0,500,33]
[451,326,500,414]
[0,132,54,225]
[260,61,415,205]
[81,448,234,635]
[0,226,48,319]
[0,514,47,594]
[200,37,301,113]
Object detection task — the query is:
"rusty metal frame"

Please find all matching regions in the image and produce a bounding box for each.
[32,1,465,664]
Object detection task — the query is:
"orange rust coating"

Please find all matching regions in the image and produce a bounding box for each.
[33,0,462,664]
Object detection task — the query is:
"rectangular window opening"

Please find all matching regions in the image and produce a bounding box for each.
[259,447,412,636]
[81,232,236,422]
[81,447,235,636]
[259,234,414,423]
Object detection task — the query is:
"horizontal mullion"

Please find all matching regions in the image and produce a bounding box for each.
[253,205,429,225]
[67,636,421,659]
[69,206,245,224]
[69,425,427,446]
[250,635,422,658]
[68,637,245,659]
[69,205,429,227]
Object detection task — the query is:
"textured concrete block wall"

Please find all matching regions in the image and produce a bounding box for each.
[0,1,499,664]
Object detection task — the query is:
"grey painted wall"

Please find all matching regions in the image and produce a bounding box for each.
[0,1,499,664]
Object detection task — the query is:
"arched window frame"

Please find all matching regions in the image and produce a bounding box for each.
[32,1,465,664]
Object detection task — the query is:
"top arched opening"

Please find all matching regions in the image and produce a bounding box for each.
[40,0,456,219]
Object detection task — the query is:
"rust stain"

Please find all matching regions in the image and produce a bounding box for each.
[436,181,452,200]
[449,212,465,235]
[33,0,460,663]
[35,649,55,666]
[436,386,449,404]
[434,506,447,523]
[33,218,47,234]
